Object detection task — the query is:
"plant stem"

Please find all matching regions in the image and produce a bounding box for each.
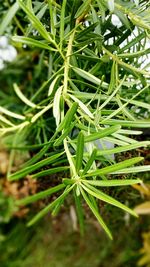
[63,29,76,95]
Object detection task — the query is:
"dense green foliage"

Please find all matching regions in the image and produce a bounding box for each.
[0,0,150,238]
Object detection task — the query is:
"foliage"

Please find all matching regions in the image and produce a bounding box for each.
[0,0,150,238]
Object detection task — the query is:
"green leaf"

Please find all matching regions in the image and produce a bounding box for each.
[76,131,84,173]
[27,185,74,226]
[12,36,55,51]
[80,186,113,239]
[57,102,78,132]
[52,186,70,216]
[53,86,63,127]
[31,166,69,178]
[75,0,91,18]
[17,0,53,42]
[74,189,85,235]
[108,61,117,94]
[72,66,108,89]
[81,183,138,217]
[118,48,150,59]
[119,32,145,53]
[54,122,76,146]
[102,119,150,128]
[121,98,150,110]
[95,141,150,156]
[8,152,64,181]
[13,83,36,108]
[60,0,67,48]
[69,94,94,119]
[0,106,25,121]
[111,165,150,174]
[0,2,19,35]
[85,157,143,177]
[84,125,121,142]
[118,129,142,135]
[82,179,142,187]
[82,148,97,175]
[111,133,137,145]
[21,138,55,168]
[76,22,99,40]
[0,115,14,127]
[26,3,48,36]
[26,0,33,10]
[48,75,62,96]
[16,184,65,205]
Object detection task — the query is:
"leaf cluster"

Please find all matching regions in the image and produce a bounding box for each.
[0,0,150,238]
